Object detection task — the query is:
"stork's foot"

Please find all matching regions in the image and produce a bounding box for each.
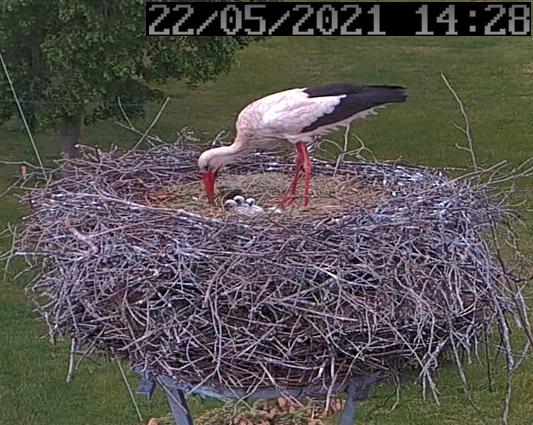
[279,193,296,206]
[278,194,313,208]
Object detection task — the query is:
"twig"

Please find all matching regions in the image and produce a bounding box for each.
[117,96,135,130]
[450,334,490,425]
[66,337,77,383]
[63,220,98,255]
[333,125,352,176]
[0,50,47,181]
[115,357,144,422]
[441,73,478,170]
[483,324,493,393]
[133,97,170,148]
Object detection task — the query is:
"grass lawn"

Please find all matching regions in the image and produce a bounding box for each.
[1,33,532,425]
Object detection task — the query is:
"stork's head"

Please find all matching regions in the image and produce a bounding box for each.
[198,135,250,204]
[198,148,230,204]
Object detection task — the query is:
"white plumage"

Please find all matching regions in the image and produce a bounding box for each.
[238,89,340,142]
[199,82,407,206]
[224,195,264,216]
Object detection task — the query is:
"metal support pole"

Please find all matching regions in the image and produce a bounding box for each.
[339,382,358,425]
[135,372,374,425]
[338,377,374,425]
[162,384,194,425]
[136,375,156,399]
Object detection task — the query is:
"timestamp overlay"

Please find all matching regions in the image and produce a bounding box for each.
[146,2,531,36]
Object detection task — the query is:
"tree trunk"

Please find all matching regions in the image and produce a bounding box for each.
[60,115,81,158]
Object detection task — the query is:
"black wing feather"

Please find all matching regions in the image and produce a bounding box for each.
[301,83,407,133]
[303,83,364,98]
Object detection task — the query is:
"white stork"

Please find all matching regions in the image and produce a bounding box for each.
[198,82,407,206]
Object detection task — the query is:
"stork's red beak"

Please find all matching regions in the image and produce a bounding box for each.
[202,170,216,204]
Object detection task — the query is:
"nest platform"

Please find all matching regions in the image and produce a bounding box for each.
[13,143,526,414]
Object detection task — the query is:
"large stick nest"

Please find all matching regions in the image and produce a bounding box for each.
[13,142,528,399]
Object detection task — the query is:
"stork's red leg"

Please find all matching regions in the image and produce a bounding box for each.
[297,142,312,207]
[288,152,303,198]
[281,146,303,205]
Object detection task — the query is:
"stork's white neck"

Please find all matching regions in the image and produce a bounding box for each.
[199,133,250,171]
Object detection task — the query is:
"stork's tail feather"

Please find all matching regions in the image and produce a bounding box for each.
[362,85,408,104]
[303,82,407,103]
[300,83,408,133]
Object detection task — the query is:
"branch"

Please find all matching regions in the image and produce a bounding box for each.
[0,50,47,181]
[441,73,478,170]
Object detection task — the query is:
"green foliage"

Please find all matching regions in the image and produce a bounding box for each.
[0,0,260,129]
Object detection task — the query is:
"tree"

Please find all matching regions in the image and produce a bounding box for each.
[0,0,261,156]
